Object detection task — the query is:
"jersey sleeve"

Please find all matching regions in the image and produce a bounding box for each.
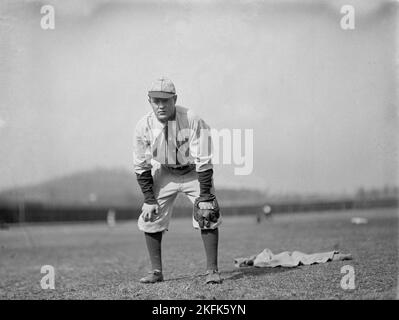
[133,118,153,175]
[189,114,213,173]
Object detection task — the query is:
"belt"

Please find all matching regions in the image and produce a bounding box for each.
[162,164,195,175]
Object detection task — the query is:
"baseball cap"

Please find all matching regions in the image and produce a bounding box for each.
[148,77,176,99]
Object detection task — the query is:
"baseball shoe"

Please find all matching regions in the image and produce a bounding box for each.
[205,270,222,284]
[139,270,164,283]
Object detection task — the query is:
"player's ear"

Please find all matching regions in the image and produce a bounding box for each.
[173,95,177,104]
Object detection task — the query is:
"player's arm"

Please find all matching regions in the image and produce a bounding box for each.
[197,168,214,199]
[189,116,214,197]
[135,171,157,205]
[189,116,220,228]
[133,122,159,221]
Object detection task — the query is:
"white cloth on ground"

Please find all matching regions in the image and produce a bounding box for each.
[234,248,345,268]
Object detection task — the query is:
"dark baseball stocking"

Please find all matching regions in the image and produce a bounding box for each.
[144,231,163,272]
[200,228,219,271]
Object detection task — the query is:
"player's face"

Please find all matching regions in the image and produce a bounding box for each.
[149,95,177,123]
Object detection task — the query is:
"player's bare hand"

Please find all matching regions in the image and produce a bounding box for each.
[142,203,160,222]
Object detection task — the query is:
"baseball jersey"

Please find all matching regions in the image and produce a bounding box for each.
[133,105,213,175]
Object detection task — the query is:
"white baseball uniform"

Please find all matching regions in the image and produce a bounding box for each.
[133,105,222,232]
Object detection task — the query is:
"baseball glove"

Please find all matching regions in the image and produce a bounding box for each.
[193,195,220,229]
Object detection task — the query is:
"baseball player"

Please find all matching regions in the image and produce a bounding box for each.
[133,77,222,284]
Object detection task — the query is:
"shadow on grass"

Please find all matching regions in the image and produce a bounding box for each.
[221,266,297,281]
[163,274,204,282]
[163,267,297,282]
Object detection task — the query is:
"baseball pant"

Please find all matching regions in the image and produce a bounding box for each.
[137,164,222,233]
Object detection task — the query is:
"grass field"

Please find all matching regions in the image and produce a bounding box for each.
[0,208,397,300]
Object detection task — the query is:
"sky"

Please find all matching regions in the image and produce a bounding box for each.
[0,0,398,194]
